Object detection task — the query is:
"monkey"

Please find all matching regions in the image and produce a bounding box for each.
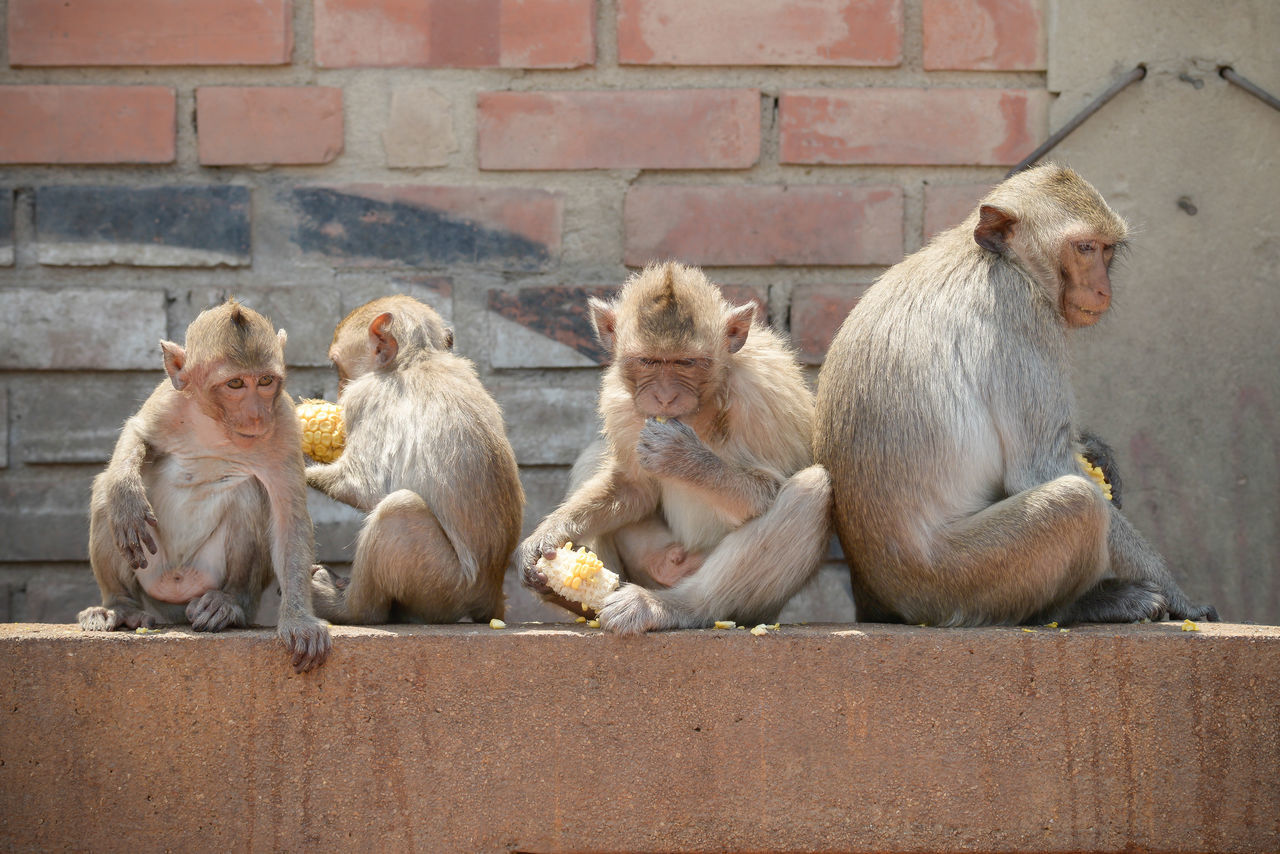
[518,261,832,633]
[305,295,523,625]
[813,163,1218,627]
[79,299,331,673]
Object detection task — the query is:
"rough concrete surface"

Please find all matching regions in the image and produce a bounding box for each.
[1,622,1276,853]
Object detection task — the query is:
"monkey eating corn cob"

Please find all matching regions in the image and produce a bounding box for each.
[1075,453,1113,502]
[297,399,346,463]
[535,542,620,613]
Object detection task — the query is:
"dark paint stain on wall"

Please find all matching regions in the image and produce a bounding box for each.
[36,185,251,261]
[293,187,551,271]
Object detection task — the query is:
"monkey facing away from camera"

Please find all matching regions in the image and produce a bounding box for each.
[519,262,831,633]
[814,163,1217,626]
[306,296,523,624]
[79,299,331,673]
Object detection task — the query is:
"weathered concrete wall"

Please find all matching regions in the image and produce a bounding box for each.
[1046,0,1280,625]
[1,622,1277,853]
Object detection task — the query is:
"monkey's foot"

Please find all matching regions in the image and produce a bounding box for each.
[1059,579,1167,624]
[645,545,705,588]
[77,605,156,632]
[185,590,247,632]
[598,584,678,635]
[277,615,332,673]
[1169,599,1220,622]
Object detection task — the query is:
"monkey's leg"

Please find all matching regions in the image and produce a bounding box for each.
[80,511,158,631]
[915,475,1150,626]
[315,489,472,624]
[598,466,831,634]
[1100,507,1218,621]
[187,499,271,632]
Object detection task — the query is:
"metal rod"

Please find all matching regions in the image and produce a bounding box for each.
[1006,64,1148,178]
[1220,66,1280,113]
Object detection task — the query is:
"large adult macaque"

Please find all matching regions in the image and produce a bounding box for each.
[79,300,331,672]
[814,164,1217,626]
[520,262,831,633]
[306,296,523,624]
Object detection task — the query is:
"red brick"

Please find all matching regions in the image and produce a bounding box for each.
[478,90,759,171]
[0,87,174,164]
[923,0,1046,71]
[624,186,903,267]
[780,88,1048,166]
[923,183,994,244]
[618,0,902,66]
[197,87,344,166]
[790,283,870,364]
[8,0,292,66]
[315,0,594,68]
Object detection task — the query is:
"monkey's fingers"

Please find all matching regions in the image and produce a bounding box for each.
[522,564,554,596]
[280,619,332,673]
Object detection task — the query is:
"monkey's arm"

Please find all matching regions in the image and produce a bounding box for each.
[305,457,375,512]
[635,418,780,523]
[519,464,659,589]
[266,432,332,672]
[97,412,160,570]
[1106,506,1218,621]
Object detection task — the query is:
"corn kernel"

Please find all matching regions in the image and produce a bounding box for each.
[575,616,587,623]
[587,619,600,628]
[489,618,506,629]
[1182,619,1199,632]
[1076,453,1113,502]
[750,624,769,636]
[713,621,736,630]
[297,399,346,463]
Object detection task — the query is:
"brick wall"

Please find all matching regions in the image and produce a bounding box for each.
[0,0,1049,623]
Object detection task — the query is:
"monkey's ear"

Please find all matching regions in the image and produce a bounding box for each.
[975,205,1017,254]
[724,303,756,354]
[368,312,398,368]
[443,328,455,350]
[160,340,188,391]
[588,298,617,352]
[277,328,288,350]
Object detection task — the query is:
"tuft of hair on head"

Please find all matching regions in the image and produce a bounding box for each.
[184,297,283,371]
[612,261,731,355]
[335,294,452,355]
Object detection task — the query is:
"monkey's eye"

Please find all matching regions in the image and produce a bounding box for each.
[226,378,245,389]
[258,375,275,387]
[639,358,660,367]
[673,358,696,368]
[1075,241,1096,254]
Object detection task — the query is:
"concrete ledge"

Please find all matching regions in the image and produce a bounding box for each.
[2,622,1277,853]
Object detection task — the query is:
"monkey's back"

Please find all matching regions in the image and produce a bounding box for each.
[815,231,1009,572]
[347,353,524,581]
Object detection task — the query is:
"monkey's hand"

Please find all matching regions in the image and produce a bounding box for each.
[518,531,565,595]
[637,418,712,479]
[105,482,159,570]
[277,614,332,673]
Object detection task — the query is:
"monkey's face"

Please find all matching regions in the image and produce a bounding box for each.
[201,365,283,443]
[622,355,713,420]
[1058,234,1116,328]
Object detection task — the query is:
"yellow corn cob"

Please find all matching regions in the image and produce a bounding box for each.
[1075,453,1113,502]
[536,542,620,613]
[297,399,346,463]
